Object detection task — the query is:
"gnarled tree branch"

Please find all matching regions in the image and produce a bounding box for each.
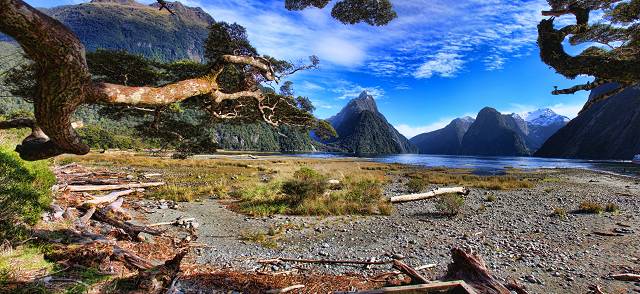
[0,0,291,161]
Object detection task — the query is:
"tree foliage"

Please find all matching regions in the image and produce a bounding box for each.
[285,0,397,26]
[538,0,640,112]
[0,1,337,160]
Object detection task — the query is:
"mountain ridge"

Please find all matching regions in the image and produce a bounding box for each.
[322,91,417,155]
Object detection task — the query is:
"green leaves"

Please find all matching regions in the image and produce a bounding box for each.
[285,0,397,26]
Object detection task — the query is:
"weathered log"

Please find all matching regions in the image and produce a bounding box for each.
[442,248,510,294]
[267,284,305,293]
[392,259,429,284]
[135,250,187,293]
[68,182,165,192]
[355,281,478,294]
[390,187,469,203]
[91,210,163,241]
[258,257,390,266]
[76,206,96,226]
[83,189,135,205]
[611,273,640,281]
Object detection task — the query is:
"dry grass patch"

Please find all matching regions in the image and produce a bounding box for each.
[235,167,392,217]
[578,201,604,214]
[406,169,535,191]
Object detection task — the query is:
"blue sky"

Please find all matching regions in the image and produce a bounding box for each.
[29,0,593,137]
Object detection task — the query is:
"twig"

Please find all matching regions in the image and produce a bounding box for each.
[392,260,429,284]
[266,284,305,293]
[257,257,391,266]
[611,273,640,281]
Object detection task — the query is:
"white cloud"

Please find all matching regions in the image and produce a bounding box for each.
[395,113,476,138]
[549,102,584,118]
[332,83,386,100]
[415,52,465,79]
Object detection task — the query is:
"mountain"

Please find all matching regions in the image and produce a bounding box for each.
[522,108,570,151]
[535,84,640,160]
[410,117,474,154]
[459,107,531,156]
[0,0,215,62]
[322,91,417,155]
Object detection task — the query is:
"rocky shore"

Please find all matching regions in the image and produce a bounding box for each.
[145,168,640,293]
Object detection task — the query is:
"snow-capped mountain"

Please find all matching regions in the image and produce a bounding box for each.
[522,108,570,126]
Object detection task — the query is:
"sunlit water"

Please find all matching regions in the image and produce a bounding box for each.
[290,153,640,177]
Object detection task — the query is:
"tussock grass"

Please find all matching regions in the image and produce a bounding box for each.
[552,207,568,219]
[236,167,393,217]
[578,201,604,214]
[435,194,465,216]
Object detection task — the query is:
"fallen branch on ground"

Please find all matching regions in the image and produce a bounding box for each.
[148,218,196,227]
[91,210,163,241]
[258,257,391,266]
[392,259,429,284]
[390,187,469,203]
[83,189,136,205]
[266,284,305,293]
[443,248,510,294]
[611,273,640,281]
[67,182,165,192]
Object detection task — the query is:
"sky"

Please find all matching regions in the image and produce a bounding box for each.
[28,0,595,138]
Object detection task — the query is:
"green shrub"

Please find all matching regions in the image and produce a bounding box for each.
[0,147,55,242]
[485,194,497,202]
[281,167,327,204]
[435,194,465,216]
[406,177,428,193]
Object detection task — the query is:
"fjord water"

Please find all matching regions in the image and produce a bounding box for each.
[294,153,640,177]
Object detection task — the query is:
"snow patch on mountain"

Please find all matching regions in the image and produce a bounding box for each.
[521,108,570,126]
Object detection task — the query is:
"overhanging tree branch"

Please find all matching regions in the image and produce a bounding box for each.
[0,0,324,161]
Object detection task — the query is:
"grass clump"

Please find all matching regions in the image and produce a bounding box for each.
[237,167,393,216]
[552,207,568,220]
[578,201,604,214]
[148,181,230,202]
[605,203,620,213]
[0,147,55,242]
[485,194,497,202]
[281,167,328,203]
[435,194,465,216]
[406,177,428,193]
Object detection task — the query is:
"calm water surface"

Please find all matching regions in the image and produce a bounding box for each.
[291,153,640,177]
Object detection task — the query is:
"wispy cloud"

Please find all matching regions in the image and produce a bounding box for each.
[332,81,385,100]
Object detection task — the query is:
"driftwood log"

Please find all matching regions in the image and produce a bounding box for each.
[392,260,429,284]
[443,248,510,294]
[67,182,165,192]
[83,189,136,205]
[390,187,470,203]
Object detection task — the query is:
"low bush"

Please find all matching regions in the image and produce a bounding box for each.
[578,201,604,214]
[605,203,620,213]
[435,194,465,216]
[237,168,393,216]
[281,167,328,204]
[0,147,55,242]
[485,194,497,202]
[406,177,428,193]
[552,207,568,219]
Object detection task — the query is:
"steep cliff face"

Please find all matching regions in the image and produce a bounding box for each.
[31,0,214,62]
[410,117,474,155]
[323,91,417,155]
[459,107,530,156]
[535,84,640,160]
